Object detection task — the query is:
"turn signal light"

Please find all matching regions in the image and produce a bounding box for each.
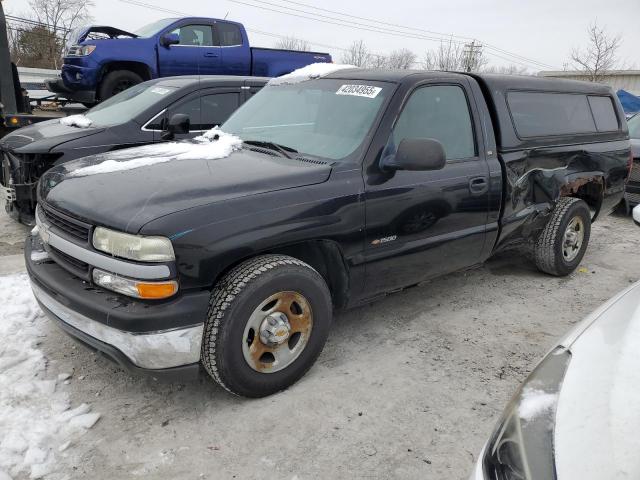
[136,282,179,299]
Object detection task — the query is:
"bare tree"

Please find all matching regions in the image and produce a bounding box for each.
[483,64,530,75]
[275,36,311,52]
[28,0,94,68]
[368,54,388,69]
[340,39,371,67]
[423,38,465,71]
[571,22,621,82]
[386,48,416,69]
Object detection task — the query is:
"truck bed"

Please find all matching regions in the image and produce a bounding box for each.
[251,47,331,78]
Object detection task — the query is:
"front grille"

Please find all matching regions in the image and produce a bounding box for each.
[40,204,91,243]
[629,159,640,183]
[49,245,90,274]
[625,191,640,206]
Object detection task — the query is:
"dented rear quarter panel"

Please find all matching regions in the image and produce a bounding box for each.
[471,74,631,252]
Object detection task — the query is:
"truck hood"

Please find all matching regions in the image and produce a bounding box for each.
[0,119,105,153]
[71,25,137,44]
[39,142,332,233]
[554,281,640,479]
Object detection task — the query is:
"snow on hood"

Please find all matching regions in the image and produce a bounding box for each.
[518,387,558,422]
[68,127,243,176]
[0,274,100,479]
[268,63,356,86]
[59,114,93,128]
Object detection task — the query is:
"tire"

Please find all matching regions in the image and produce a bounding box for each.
[98,70,143,101]
[534,197,591,276]
[202,254,332,397]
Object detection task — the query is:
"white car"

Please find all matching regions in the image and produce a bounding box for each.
[471,276,640,479]
[634,204,640,227]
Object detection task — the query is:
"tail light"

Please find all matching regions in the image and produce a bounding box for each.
[627,151,634,182]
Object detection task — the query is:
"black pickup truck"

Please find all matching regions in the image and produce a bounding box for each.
[26,68,630,397]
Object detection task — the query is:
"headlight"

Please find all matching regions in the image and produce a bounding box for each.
[482,347,571,480]
[92,227,175,262]
[66,44,96,56]
[93,269,178,299]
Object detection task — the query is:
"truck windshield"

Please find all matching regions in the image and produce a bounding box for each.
[134,18,178,38]
[221,79,392,161]
[85,83,178,127]
[629,114,640,139]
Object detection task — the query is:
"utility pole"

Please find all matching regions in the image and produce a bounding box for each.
[0,0,18,114]
[462,40,483,73]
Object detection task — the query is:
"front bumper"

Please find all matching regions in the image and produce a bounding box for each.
[45,76,96,104]
[26,233,210,372]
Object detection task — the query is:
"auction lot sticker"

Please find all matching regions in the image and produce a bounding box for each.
[336,84,382,98]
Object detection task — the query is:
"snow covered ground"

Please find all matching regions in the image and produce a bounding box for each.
[0,274,100,480]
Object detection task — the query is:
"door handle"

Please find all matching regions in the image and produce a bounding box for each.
[469,176,488,194]
[204,52,219,58]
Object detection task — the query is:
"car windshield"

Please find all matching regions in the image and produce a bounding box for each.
[85,83,178,126]
[221,79,392,161]
[628,114,640,139]
[134,18,177,38]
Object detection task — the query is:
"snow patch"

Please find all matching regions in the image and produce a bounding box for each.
[59,115,93,128]
[69,127,243,177]
[268,63,356,86]
[0,274,101,479]
[518,387,558,421]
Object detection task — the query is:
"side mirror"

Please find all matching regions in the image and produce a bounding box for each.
[160,32,179,48]
[633,205,640,227]
[381,138,446,172]
[161,113,190,140]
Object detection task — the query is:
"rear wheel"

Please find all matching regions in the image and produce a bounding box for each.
[201,255,332,397]
[534,197,591,276]
[98,70,143,101]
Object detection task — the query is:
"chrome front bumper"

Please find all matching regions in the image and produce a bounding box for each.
[31,281,204,369]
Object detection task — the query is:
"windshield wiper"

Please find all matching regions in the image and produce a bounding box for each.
[243,140,298,159]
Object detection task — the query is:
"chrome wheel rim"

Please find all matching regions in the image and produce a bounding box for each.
[563,216,584,262]
[242,291,313,373]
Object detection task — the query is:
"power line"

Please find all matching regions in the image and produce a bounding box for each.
[225,0,553,69]
[269,0,553,68]
[118,0,549,70]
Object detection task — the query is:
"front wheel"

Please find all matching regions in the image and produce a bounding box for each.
[201,255,332,397]
[98,70,143,101]
[534,197,591,276]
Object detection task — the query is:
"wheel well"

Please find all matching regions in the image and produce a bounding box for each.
[561,177,603,219]
[99,61,152,83]
[216,240,350,309]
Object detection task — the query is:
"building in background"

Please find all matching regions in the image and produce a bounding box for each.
[539,70,640,95]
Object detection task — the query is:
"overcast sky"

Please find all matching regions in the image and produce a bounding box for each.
[6,0,640,72]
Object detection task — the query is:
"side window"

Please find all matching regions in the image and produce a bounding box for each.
[146,96,202,132]
[507,92,596,137]
[588,96,619,132]
[200,93,240,129]
[216,23,243,46]
[170,24,213,46]
[390,85,476,160]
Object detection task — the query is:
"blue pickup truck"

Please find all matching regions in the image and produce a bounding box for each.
[46,17,331,105]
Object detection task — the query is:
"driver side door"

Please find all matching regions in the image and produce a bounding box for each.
[158,23,222,76]
[362,80,491,297]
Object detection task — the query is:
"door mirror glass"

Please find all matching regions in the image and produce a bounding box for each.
[160,32,179,48]
[382,138,446,171]
[161,113,190,140]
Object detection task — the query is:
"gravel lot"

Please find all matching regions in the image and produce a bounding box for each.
[2,207,639,480]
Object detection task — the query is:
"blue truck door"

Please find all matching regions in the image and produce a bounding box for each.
[362,79,491,297]
[158,23,222,76]
[215,21,250,75]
